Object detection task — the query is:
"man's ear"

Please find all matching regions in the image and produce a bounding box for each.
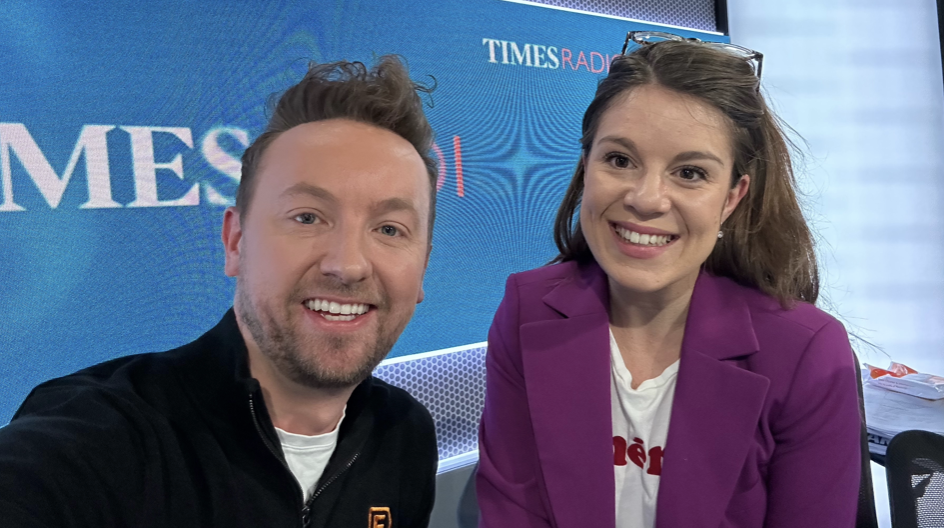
[417,244,432,304]
[222,207,243,277]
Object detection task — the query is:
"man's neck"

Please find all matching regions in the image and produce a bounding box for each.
[245,344,355,437]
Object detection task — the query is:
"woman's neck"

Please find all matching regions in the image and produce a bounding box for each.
[607,274,696,334]
[607,275,697,388]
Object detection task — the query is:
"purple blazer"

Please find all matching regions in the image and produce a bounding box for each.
[476,261,861,528]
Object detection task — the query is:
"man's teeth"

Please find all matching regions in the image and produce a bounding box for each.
[304,299,370,319]
[614,226,673,246]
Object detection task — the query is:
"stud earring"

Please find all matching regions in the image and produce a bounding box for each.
[717,230,724,239]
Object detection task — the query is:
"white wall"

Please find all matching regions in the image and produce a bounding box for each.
[728,2,944,526]
[728,0,944,376]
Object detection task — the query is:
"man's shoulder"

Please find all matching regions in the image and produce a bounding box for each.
[0,352,173,521]
[0,313,250,527]
[13,310,244,424]
[13,351,171,421]
[363,376,434,431]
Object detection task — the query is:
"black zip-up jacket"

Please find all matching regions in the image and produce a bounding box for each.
[0,310,438,527]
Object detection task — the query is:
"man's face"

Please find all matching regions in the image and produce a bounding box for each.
[223,119,431,389]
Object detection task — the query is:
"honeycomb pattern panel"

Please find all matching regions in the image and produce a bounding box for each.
[374,346,487,461]
[526,0,718,32]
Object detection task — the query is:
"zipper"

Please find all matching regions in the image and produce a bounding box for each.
[248,392,309,526]
[247,392,289,470]
[300,452,360,528]
[250,392,361,528]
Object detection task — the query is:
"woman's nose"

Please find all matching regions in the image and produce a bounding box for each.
[623,171,669,216]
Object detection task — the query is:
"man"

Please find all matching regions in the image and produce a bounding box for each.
[0,56,439,528]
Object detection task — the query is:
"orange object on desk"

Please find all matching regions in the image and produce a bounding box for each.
[868,362,919,379]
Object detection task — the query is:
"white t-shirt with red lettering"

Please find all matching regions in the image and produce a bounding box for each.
[610,328,679,528]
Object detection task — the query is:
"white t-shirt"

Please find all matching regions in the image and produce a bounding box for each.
[610,329,679,528]
[275,407,345,501]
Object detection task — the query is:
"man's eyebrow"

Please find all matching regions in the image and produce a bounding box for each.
[672,151,725,165]
[372,197,418,217]
[280,182,338,204]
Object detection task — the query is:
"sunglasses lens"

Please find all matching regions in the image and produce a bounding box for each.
[708,43,752,59]
[632,32,683,45]
[623,32,763,82]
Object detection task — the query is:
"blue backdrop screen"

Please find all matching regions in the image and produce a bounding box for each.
[0,0,722,423]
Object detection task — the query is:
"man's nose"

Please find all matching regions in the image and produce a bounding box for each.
[319,227,371,284]
[623,171,670,216]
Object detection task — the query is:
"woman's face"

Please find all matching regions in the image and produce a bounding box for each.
[579,83,750,299]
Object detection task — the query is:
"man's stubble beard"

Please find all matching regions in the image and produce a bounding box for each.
[235,278,405,390]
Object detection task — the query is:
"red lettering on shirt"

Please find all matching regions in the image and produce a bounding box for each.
[613,436,628,466]
[646,445,664,476]
[627,437,647,468]
[614,435,665,476]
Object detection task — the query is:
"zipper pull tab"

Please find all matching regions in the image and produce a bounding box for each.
[301,504,311,527]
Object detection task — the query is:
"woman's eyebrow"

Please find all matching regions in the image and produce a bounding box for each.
[672,150,724,165]
[596,135,640,156]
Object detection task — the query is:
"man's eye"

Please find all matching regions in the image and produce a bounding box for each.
[294,213,318,225]
[605,153,632,169]
[379,225,400,237]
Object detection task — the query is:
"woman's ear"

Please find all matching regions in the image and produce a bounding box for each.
[722,174,751,223]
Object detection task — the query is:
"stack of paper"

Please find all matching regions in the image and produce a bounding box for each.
[864,362,944,400]
[863,380,944,456]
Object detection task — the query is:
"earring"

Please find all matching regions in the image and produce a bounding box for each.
[717,230,724,239]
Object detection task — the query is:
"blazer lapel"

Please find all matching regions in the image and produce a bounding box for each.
[656,273,771,528]
[520,263,615,528]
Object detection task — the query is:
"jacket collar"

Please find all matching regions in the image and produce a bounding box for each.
[658,272,769,527]
[168,309,375,471]
[542,261,761,360]
[540,259,610,318]
[522,261,769,528]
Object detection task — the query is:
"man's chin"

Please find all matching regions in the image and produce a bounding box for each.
[284,362,377,390]
[274,340,389,390]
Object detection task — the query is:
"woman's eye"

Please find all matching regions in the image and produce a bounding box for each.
[379,225,400,237]
[605,153,632,169]
[679,167,707,181]
[294,213,318,225]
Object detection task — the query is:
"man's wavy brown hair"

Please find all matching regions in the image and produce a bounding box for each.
[237,55,437,238]
[553,41,818,306]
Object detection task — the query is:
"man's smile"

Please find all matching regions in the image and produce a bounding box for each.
[303,298,375,322]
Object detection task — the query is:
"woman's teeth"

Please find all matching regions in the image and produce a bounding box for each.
[614,226,673,247]
[304,299,370,321]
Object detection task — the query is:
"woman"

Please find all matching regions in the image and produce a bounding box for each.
[476,33,861,528]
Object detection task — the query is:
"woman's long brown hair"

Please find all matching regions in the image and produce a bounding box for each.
[553,41,818,307]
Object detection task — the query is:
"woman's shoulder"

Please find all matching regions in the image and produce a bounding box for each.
[508,260,581,284]
[699,276,856,408]
[498,260,607,327]
[707,275,853,381]
[708,273,844,339]
[506,260,607,303]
